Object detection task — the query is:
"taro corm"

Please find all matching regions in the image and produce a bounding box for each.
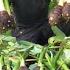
[0,0,14,33]
[62,2,70,20]
[48,0,70,36]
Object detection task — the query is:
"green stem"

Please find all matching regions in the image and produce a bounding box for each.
[13,60,20,70]
[6,60,11,70]
[51,26,66,39]
[0,0,5,11]
[3,0,11,15]
[38,47,47,63]
[44,62,55,70]
[45,53,55,70]
[0,55,4,70]
[10,57,20,70]
[20,57,25,67]
[57,59,69,70]
[38,47,47,70]
[20,57,28,70]
[54,47,64,66]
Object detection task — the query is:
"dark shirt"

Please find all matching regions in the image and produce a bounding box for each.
[11,0,50,28]
[11,0,53,45]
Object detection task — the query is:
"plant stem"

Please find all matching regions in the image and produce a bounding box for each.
[9,57,20,70]
[45,53,55,70]
[3,0,11,15]
[38,47,47,70]
[6,60,11,70]
[0,0,5,11]
[20,57,25,67]
[13,59,20,70]
[54,47,64,66]
[0,55,4,70]
[51,26,66,39]
[57,59,69,70]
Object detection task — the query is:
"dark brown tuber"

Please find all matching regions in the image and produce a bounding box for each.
[0,11,14,33]
[20,66,28,70]
[48,5,63,26]
[62,2,70,20]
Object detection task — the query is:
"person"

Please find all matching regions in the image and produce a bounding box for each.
[11,0,53,45]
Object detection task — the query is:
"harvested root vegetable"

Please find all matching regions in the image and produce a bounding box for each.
[20,66,28,70]
[0,11,13,33]
[48,0,70,25]
[0,11,13,28]
[20,57,28,70]
[0,0,14,33]
[62,3,70,20]
[48,0,64,25]
[48,5,63,25]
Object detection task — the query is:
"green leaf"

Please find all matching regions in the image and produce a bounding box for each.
[51,26,66,40]
[45,53,55,70]
[18,40,34,47]
[62,49,70,64]
[2,35,16,42]
[29,63,40,70]
[57,58,69,70]
[54,47,64,66]
[30,46,41,55]
[3,30,12,36]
